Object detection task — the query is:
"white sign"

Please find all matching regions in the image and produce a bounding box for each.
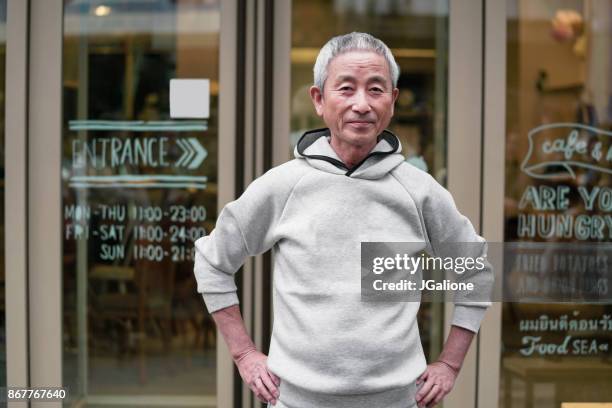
[170,79,210,119]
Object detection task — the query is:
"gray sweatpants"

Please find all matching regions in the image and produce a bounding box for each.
[265,381,419,408]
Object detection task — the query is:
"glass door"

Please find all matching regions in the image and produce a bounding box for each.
[60,1,224,405]
[481,0,612,406]
[16,0,240,405]
[500,1,612,406]
[60,1,221,405]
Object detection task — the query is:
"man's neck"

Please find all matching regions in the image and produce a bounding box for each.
[329,134,377,169]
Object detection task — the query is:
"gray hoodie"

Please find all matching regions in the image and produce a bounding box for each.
[193,128,492,407]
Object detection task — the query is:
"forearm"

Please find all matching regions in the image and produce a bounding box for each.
[437,325,475,373]
[211,304,257,361]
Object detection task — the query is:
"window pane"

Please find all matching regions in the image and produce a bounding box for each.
[503,1,612,406]
[62,1,219,405]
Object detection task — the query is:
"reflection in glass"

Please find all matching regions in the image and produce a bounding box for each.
[62,1,219,405]
[503,1,612,406]
[290,0,449,360]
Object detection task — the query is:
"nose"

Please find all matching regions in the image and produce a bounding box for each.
[351,89,371,114]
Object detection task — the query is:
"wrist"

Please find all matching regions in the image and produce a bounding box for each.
[434,359,460,376]
[233,345,257,363]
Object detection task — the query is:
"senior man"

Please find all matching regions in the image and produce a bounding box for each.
[194,32,492,408]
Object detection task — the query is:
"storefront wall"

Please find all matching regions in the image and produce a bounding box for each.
[481,1,612,407]
[3,1,610,408]
[499,0,612,406]
[5,0,482,407]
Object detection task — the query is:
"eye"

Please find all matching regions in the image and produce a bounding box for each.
[370,87,384,93]
[339,86,354,92]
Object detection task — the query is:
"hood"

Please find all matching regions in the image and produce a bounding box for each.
[294,128,405,179]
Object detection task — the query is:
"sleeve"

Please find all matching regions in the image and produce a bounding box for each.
[421,178,494,333]
[193,206,249,314]
[193,171,293,314]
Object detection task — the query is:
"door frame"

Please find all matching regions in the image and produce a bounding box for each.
[27,3,64,408]
[5,1,30,407]
[478,0,506,407]
[218,0,240,406]
[445,1,485,406]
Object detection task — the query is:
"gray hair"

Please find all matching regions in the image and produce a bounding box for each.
[313,32,400,91]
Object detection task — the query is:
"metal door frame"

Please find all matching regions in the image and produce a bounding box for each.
[5,1,30,407]
[27,3,64,408]
[478,0,506,407]
[238,0,279,406]
[445,1,485,406]
[218,0,240,406]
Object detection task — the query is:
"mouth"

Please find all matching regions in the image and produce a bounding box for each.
[347,121,375,126]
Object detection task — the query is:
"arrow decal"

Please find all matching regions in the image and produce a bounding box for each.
[176,139,190,167]
[175,138,207,169]
[188,137,208,169]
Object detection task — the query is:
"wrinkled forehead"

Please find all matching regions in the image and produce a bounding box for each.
[326,50,392,84]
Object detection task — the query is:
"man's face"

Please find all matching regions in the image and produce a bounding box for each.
[310,50,399,147]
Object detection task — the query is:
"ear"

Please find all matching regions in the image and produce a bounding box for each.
[390,87,400,116]
[309,85,324,117]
